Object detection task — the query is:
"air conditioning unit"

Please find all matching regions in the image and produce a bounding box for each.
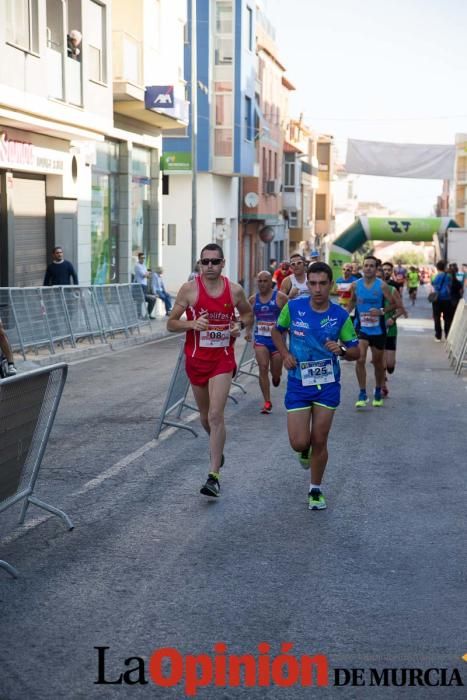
[212,223,231,241]
[266,179,277,195]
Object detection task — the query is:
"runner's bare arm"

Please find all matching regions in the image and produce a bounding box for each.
[280,276,292,295]
[389,288,407,320]
[382,282,403,313]
[346,282,357,314]
[271,327,296,369]
[231,284,253,333]
[276,291,289,309]
[166,283,209,332]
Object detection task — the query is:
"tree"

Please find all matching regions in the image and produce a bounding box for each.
[391,251,425,265]
[352,242,374,264]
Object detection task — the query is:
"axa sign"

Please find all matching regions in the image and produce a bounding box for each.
[145,86,174,110]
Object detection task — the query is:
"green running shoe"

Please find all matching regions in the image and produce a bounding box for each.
[372,390,384,407]
[355,390,369,408]
[308,489,327,510]
[296,446,312,469]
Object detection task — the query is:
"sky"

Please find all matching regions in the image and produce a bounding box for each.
[262,0,467,217]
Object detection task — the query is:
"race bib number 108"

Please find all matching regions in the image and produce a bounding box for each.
[200,325,230,347]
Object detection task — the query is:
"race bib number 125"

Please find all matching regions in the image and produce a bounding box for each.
[300,359,335,386]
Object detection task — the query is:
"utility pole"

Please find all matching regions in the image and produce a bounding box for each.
[191,0,198,271]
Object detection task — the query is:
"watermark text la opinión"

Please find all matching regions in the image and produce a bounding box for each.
[95,644,464,695]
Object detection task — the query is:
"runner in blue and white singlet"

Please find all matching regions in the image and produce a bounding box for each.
[253,288,281,354]
[248,271,288,414]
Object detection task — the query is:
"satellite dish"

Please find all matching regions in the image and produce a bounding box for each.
[244,192,259,208]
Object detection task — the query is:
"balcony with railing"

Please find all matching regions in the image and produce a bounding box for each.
[47,40,82,106]
[112,31,188,129]
[112,31,143,100]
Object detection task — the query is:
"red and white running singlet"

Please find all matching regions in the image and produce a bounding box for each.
[185,275,236,361]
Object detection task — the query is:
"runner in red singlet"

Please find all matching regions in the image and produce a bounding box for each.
[167,244,253,498]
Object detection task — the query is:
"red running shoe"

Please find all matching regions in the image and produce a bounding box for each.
[261,401,272,414]
[381,384,389,397]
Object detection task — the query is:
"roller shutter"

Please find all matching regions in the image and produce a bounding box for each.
[13,176,47,287]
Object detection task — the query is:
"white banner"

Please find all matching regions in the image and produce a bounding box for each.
[345,139,455,179]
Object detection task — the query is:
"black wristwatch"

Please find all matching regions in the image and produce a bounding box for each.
[240,321,245,330]
[339,346,347,357]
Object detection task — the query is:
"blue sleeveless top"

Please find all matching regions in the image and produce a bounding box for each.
[355,278,386,335]
[254,289,280,342]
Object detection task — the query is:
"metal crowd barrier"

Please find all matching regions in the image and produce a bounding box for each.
[0,364,73,578]
[0,284,151,358]
[155,340,245,439]
[446,300,467,374]
[154,343,199,439]
[231,339,259,393]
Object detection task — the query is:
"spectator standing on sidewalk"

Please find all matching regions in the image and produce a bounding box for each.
[43,247,78,286]
[134,252,155,318]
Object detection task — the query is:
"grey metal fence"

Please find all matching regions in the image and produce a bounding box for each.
[0,284,152,358]
[446,300,467,374]
[155,343,199,439]
[231,339,259,393]
[0,364,73,578]
[62,286,104,344]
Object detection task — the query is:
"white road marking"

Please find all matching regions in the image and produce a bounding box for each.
[0,410,199,547]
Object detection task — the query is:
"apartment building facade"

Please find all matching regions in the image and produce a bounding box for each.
[333,162,359,237]
[161,0,257,291]
[105,0,188,283]
[238,5,291,294]
[451,134,467,227]
[282,117,319,257]
[0,0,113,286]
[0,0,187,287]
[315,134,335,259]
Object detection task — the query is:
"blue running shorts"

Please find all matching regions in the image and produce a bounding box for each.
[254,339,279,355]
[285,378,341,411]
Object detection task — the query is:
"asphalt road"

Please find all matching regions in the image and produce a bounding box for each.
[1,290,466,699]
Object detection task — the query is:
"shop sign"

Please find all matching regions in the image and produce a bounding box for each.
[0,132,65,174]
[145,86,175,109]
[160,151,192,172]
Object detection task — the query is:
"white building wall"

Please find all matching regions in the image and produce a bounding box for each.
[162,173,239,292]
[333,170,359,239]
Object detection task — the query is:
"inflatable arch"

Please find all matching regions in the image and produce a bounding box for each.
[328,216,458,272]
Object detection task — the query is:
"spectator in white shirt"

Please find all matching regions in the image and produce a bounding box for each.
[134,252,155,317]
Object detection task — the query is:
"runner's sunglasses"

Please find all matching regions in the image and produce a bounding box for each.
[200,258,223,266]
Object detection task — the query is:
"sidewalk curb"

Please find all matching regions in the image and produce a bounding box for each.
[15,322,172,369]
